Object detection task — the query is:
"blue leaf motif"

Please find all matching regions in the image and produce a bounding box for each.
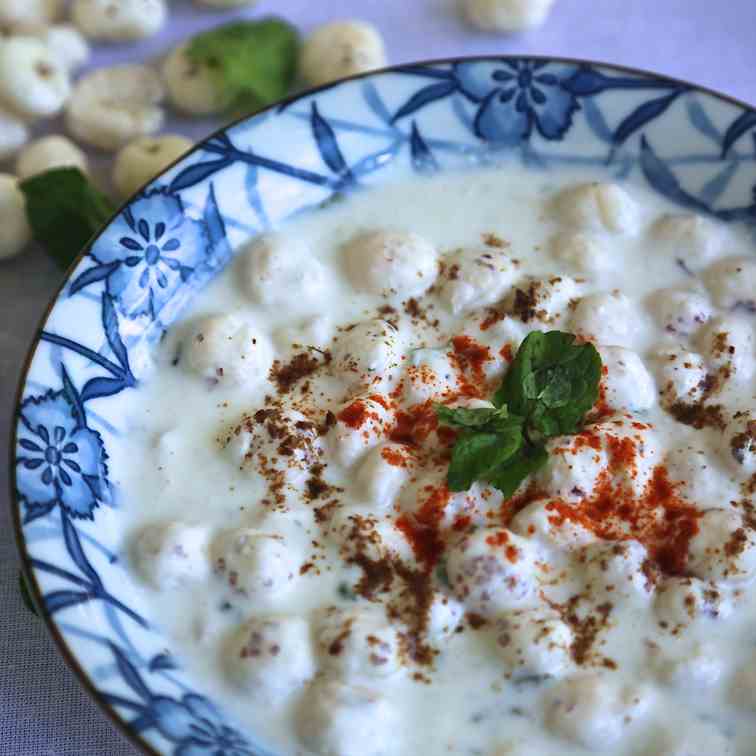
[311,103,352,181]
[204,183,232,265]
[564,66,675,96]
[721,110,756,157]
[109,642,152,703]
[149,652,178,672]
[410,121,438,174]
[169,158,233,193]
[45,589,93,614]
[128,714,154,733]
[451,93,474,130]
[581,97,613,143]
[61,364,84,426]
[639,136,711,214]
[80,376,128,402]
[700,161,739,206]
[612,90,684,149]
[23,499,56,524]
[686,99,721,144]
[361,80,394,125]
[392,81,457,122]
[102,294,131,375]
[349,141,401,179]
[563,66,615,96]
[62,511,103,589]
[205,132,232,151]
[69,261,120,297]
[243,163,269,230]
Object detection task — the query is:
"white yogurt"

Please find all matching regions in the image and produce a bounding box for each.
[113,167,756,756]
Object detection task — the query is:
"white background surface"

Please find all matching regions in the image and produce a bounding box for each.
[1,1,755,754]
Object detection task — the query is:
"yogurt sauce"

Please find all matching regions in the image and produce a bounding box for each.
[113,166,756,756]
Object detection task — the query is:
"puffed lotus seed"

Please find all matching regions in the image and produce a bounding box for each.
[461,0,557,31]
[30,24,91,72]
[0,0,61,29]
[16,136,88,180]
[0,36,71,119]
[0,174,31,260]
[72,0,167,41]
[65,64,165,151]
[299,21,387,87]
[194,0,258,7]
[0,108,29,161]
[161,43,231,116]
[113,135,193,198]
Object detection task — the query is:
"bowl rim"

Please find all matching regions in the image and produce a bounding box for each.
[9,53,756,756]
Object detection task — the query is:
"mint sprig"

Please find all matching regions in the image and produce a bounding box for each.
[186,18,300,114]
[19,167,115,270]
[436,331,602,497]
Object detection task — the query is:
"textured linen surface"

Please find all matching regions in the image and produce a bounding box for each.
[1,1,755,754]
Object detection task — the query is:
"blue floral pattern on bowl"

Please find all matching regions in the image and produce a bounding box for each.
[11,58,756,755]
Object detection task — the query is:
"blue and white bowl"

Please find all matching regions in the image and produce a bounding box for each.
[11,57,756,755]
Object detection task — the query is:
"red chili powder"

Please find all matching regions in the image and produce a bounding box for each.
[452,515,471,531]
[572,430,602,452]
[389,402,438,447]
[499,343,514,362]
[452,335,491,382]
[544,465,701,575]
[337,400,367,429]
[396,484,450,570]
[606,435,637,473]
[381,446,409,468]
[591,382,614,421]
[480,309,504,331]
[436,425,458,448]
[485,530,510,547]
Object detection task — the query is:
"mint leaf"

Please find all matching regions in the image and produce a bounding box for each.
[439,330,601,497]
[494,330,601,441]
[435,405,506,429]
[187,18,300,113]
[447,429,523,492]
[485,444,549,498]
[20,167,115,270]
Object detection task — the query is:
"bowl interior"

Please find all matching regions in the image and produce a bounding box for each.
[11,57,756,755]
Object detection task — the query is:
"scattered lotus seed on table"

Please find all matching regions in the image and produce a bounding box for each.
[0,0,61,29]
[298,20,387,87]
[0,36,71,119]
[65,64,165,151]
[161,43,231,116]
[71,0,167,42]
[0,109,29,161]
[112,134,193,198]
[461,0,557,31]
[194,0,260,7]
[0,173,31,259]
[16,136,89,180]
[29,24,91,72]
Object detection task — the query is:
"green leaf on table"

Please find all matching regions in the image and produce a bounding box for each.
[19,167,115,270]
[186,17,300,114]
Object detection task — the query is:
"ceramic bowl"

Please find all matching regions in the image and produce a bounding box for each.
[11,57,756,755]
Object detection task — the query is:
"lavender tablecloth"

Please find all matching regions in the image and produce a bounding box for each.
[1,1,755,754]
